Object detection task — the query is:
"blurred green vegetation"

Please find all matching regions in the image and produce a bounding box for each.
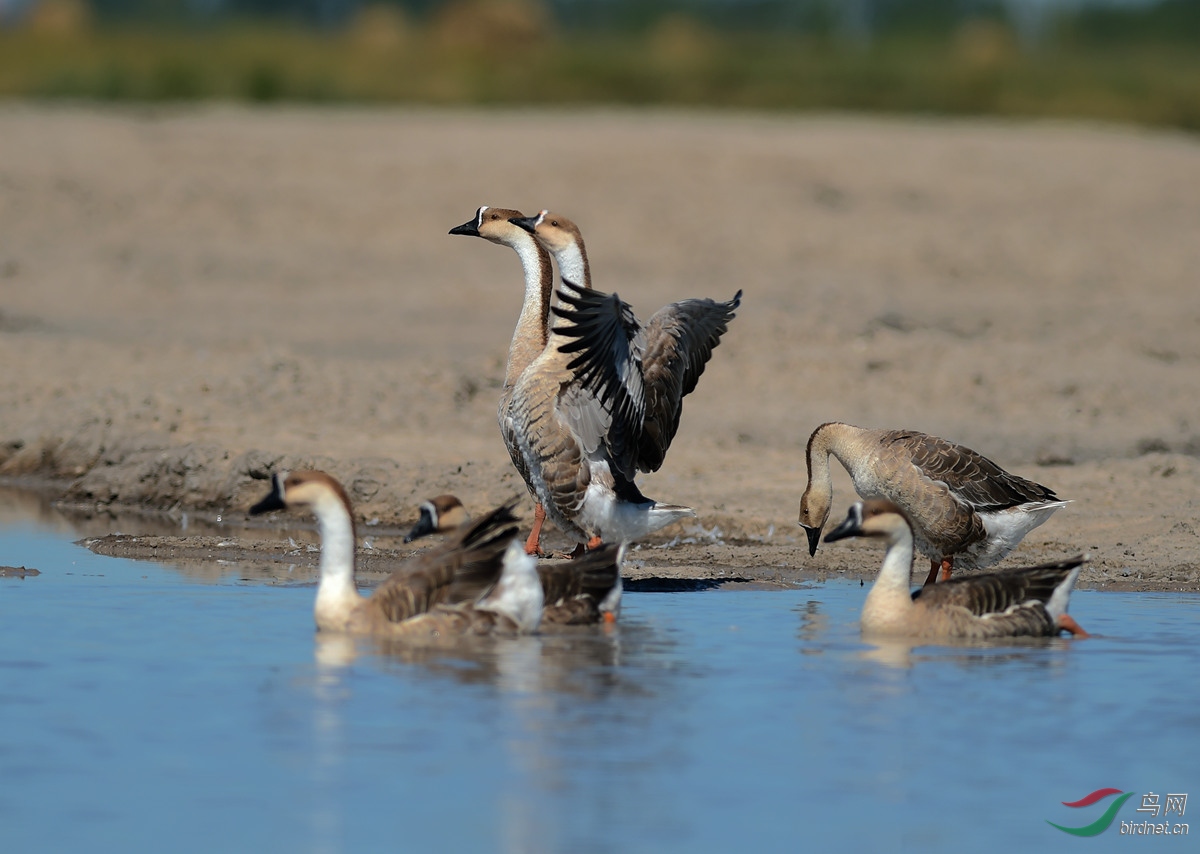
[1,0,1198,130]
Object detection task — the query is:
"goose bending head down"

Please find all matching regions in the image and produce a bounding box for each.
[250,472,542,638]
[799,422,1068,586]
[824,499,1089,639]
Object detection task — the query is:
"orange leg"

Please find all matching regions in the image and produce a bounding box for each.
[569,536,604,559]
[1057,614,1090,638]
[939,556,953,582]
[523,503,546,557]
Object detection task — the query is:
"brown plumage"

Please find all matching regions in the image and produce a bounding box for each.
[404,495,624,624]
[537,543,625,626]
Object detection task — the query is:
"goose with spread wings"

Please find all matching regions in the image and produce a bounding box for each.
[507,274,739,553]
[506,210,740,553]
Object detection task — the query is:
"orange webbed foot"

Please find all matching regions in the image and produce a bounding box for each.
[1057,614,1090,638]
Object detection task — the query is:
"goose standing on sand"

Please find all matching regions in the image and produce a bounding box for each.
[449,206,556,555]
[507,209,742,553]
[799,422,1068,586]
[824,499,1088,638]
[249,471,542,638]
[405,494,624,624]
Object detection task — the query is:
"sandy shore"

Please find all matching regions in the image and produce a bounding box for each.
[2,105,1198,590]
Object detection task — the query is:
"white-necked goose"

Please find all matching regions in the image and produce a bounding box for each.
[825,499,1088,638]
[405,494,624,624]
[249,472,542,638]
[508,209,741,551]
[450,206,556,555]
[799,422,1068,586]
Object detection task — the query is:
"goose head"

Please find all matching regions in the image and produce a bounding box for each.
[404,494,470,543]
[798,486,833,557]
[249,470,353,520]
[449,205,532,248]
[823,499,911,546]
[508,209,584,256]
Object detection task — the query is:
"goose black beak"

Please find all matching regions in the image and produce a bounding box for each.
[509,215,538,234]
[802,525,823,556]
[404,508,436,543]
[249,490,287,516]
[448,219,480,237]
[823,514,862,544]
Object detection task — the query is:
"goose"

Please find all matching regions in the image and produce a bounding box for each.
[507,209,741,552]
[405,494,624,624]
[825,499,1089,638]
[449,206,554,554]
[249,471,542,639]
[798,422,1068,586]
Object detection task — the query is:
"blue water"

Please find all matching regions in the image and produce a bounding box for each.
[1,516,1197,854]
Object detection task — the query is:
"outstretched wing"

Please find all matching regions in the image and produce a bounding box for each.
[638,290,741,471]
[885,429,1061,512]
[551,281,646,482]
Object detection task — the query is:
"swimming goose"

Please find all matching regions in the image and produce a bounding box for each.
[798,422,1068,586]
[449,206,555,554]
[404,494,624,624]
[249,471,542,638]
[508,209,741,549]
[825,499,1089,638]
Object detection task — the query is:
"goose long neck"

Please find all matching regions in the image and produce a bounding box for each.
[505,238,554,389]
[874,526,917,595]
[553,240,590,291]
[816,422,870,475]
[312,493,360,624]
[861,524,917,631]
[806,427,835,497]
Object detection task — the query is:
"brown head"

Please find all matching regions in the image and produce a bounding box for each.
[797,422,841,556]
[797,492,831,558]
[404,494,470,543]
[507,209,580,252]
[449,205,534,249]
[249,470,357,539]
